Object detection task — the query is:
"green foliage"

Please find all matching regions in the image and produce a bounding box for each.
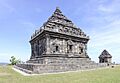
[10,56,21,65]
[0,66,120,83]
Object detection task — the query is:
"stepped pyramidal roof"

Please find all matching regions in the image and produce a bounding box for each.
[31,7,89,40]
[99,50,112,58]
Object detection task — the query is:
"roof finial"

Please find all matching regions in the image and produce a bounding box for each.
[56,6,60,10]
[54,7,62,14]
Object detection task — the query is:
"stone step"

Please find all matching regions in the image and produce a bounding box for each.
[16,58,107,74]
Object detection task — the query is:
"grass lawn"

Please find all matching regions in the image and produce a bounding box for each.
[0,65,120,83]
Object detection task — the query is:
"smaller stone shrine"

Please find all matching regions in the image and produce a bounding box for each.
[99,50,112,63]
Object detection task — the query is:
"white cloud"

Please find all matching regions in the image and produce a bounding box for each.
[98,0,120,14]
[98,5,113,13]
[0,1,15,13]
[88,19,120,63]
[84,0,120,63]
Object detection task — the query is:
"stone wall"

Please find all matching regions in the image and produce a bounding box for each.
[49,38,87,56]
[16,57,107,74]
[30,38,46,59]
[30,34,89,60]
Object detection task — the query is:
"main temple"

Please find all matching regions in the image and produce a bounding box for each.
[28,7,89,63]
[16,7,107,74]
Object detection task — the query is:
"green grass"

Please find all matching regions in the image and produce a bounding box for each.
[0,65,120,83]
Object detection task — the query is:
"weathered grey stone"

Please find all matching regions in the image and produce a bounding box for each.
[16,7,108,74]
[99,49,112,63]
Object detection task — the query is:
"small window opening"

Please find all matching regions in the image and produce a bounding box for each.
[81,48,83,53]
[56,46,59,51]
[69,45,72,51]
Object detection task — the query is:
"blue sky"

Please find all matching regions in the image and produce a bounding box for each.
[0,0,120,63]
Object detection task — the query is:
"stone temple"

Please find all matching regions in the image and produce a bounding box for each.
[28,7,89,63]
[99,50,112,63]
[16,7,107,74]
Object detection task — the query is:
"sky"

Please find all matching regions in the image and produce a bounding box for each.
[0,0,120,63]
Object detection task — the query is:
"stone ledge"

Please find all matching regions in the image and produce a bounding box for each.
[16,62,107,74]
[14,65,33,74]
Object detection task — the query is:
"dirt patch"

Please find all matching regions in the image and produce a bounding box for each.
[0,73,11,76]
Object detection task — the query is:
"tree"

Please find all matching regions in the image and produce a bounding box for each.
[10,56,20,65]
